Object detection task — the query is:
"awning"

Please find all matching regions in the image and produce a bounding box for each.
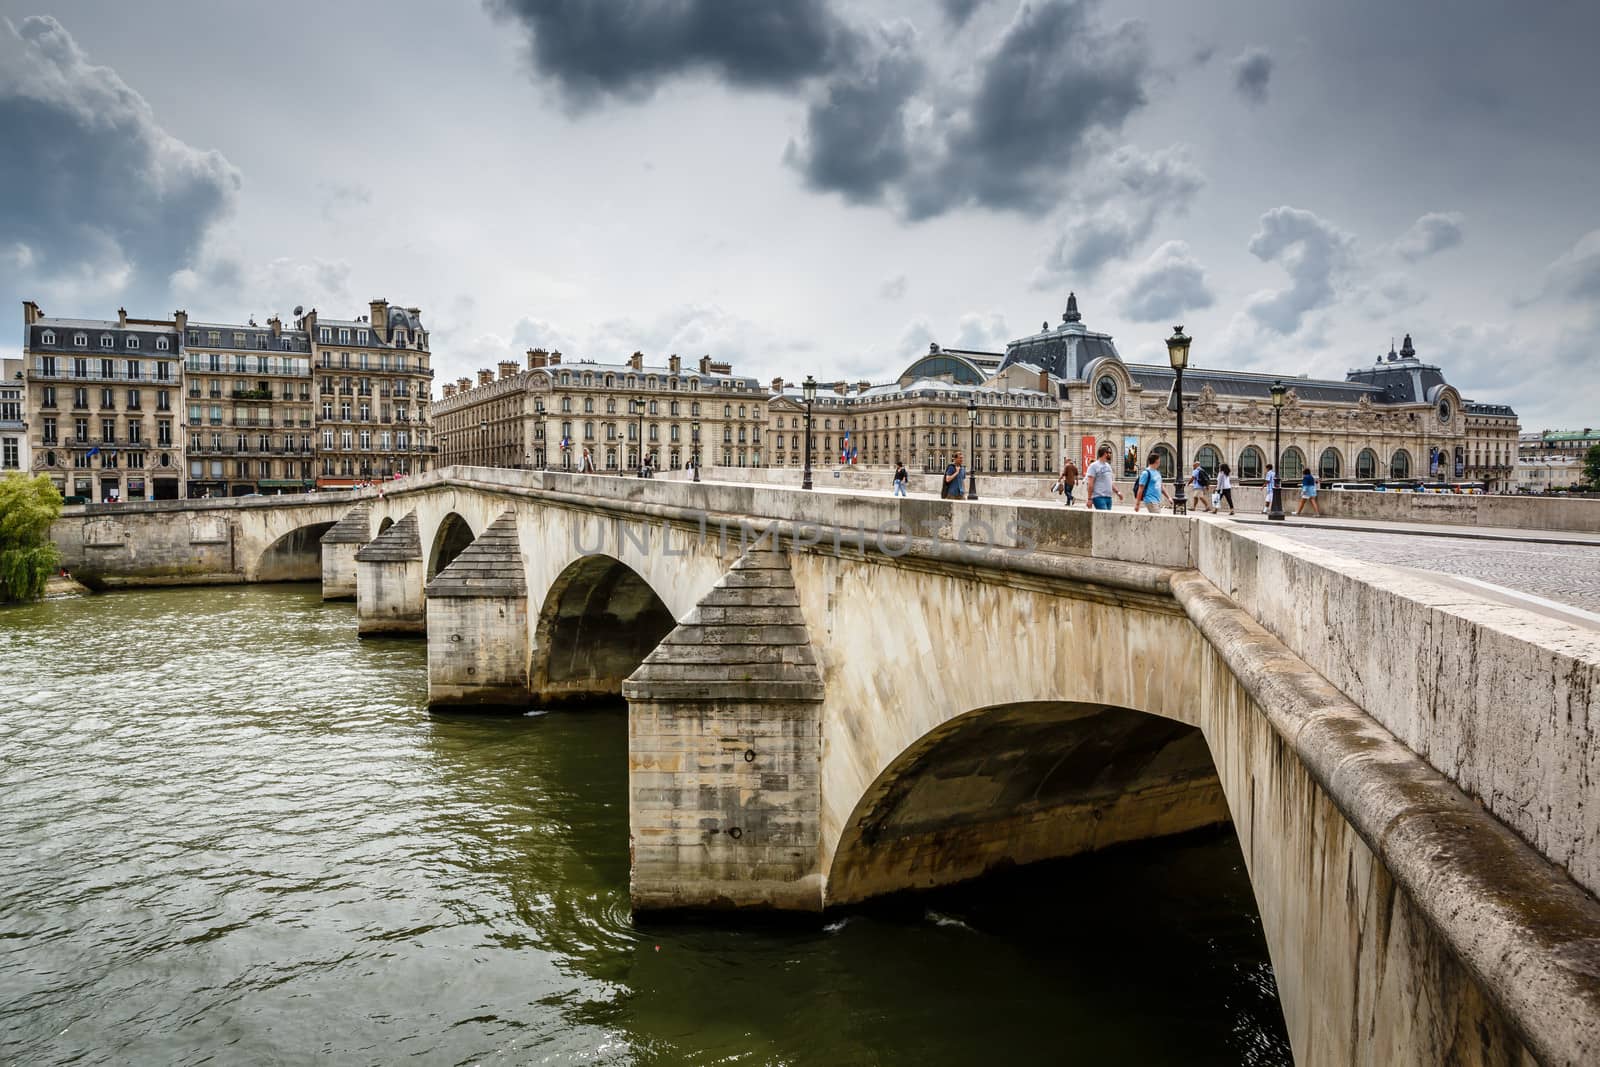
[259,479,311,487]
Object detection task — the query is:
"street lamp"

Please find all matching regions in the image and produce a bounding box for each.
[629,398,645,476]
[801,375,817,490]
[692,419,701,482]
[1167,325,1191,514]
[967,391,980,501]
[534,398,546,469]
[1269,380,1287,521]
[479,418,487,467]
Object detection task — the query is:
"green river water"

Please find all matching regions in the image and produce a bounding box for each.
[0,584,1290,1065]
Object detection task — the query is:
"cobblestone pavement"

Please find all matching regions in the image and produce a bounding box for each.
[1264,526,1600,615]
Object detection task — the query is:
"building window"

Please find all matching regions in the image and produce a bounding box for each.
[75,333,87,347]
[41,330,55,345]
[1390,449,1412,479]
[100,334,113,349]
[1319,448,1341,481]
[126,336,139,349]
[1238,446,1264,480]
[1355,449,1378,480]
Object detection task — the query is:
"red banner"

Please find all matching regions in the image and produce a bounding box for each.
[1080,435,1097,474]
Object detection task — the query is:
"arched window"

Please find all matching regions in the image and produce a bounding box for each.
[1390,449,1412,479]
[125,336,139,349]
[1319,448,1341,481]
[1238,446,1264,480]
[1152,444,1175,479]
[41,330,55,345]
[100,334,114,349]
[1280,446,1306,481]
[74,333,87,346]
[1195,444,1222,475]
[156,337,169,351]
[1356,448,1377,480]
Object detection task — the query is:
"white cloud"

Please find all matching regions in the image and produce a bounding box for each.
[1114,241,1215,323]
[1245,206,1356,334]
[1394,211,1465,261]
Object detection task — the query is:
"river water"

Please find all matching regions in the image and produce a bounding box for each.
[0,584,1290,1065]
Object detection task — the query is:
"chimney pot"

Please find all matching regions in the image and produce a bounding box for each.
[117,307,128,327]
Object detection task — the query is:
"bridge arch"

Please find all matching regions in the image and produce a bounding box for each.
[531,553,677,706]
[825,699,1229,906]
[427,512,475,579]
[256,521,335,582]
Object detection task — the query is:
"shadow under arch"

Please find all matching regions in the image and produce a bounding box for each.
[377,515,394,535]
[257,521,335,581]
[826,700,1231,908]
[428,512,475,579]
[532,554,676,706]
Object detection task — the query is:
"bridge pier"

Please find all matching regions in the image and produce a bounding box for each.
[623,542,826,913]
[354,511,426,636]
[319,503,371,601]
[425,512,533,707]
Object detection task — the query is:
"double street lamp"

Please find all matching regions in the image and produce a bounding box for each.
[801,375,817,491]
[1269,379,1287,521]
[1167,325,1192,514]
[967,391,980,501]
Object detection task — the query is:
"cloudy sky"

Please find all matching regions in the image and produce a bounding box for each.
[3,0,1597,427]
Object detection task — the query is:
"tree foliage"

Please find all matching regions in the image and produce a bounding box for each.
[0,473,63,602]
[1586,443,1600,490]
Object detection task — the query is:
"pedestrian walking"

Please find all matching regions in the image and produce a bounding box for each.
[1216,464,1236,514]
[580,447,596,474]
[892,459,908,497]
[1133,454,1172,514]
[1055,457,1079,506]
[1263,464,1277,514]
[1296,468,1321,516]
[1085,443,1123,510]
[941,451,967,500]
[1187,460,1213,512]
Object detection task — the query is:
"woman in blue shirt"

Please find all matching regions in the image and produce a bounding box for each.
[1296,468,1320,516]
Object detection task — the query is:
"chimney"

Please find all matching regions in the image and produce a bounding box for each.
[267,315,281,338]
[173,309,188,335]
[442,383,457,399]
[629,351,644,371]
[21,300,42,326]
[456,376,472,392]
[668,354,681,375]
[857,380,871,394]
[710,359,731,374]
[771,377,785,393]
[549,350,562,365]
[1039,370,1049,394]
[117,307,128,328]
[526,347,546,369]
[833,381,848,395]
[369,299,388,342]
[498,360,519,380]
[477,369,494,386]
[699,355,713,374]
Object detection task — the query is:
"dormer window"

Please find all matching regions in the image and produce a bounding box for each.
[393,330,406,345]
[319,327,331,343]
[100,334,113,349]
[126,336,139,349]
[338,329,350,344]
[357,330,368,345]
[155,337,169,351]
[74,333,86,346]
[40,330,55,345]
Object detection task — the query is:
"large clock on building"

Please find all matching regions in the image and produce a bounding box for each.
[1437,399,1452,424]
[1096,375,1119,407]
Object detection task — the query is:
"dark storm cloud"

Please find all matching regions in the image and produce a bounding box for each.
[486,0,855,107]
[0,16,239,297]
[939,0,987,26]
[785,24,924,205]
[904,0,1149,218]
[1231,47,1272,104]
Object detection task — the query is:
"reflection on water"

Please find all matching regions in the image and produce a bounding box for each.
[0,584,1289,1065]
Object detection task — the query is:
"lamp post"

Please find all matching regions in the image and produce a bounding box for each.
[629,398,644,476]
[479,419,487,468]
[967,391,980,501]
[692,419,701,482]
[534,398,546,469]
[1167,325,1191,514]
[801,375,817,490]
[1269,380,1286,521]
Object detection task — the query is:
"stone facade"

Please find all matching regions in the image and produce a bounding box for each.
[432,348,766,472]
[354,510,426,634]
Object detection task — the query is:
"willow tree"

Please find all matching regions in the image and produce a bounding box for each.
[0,473,63,602]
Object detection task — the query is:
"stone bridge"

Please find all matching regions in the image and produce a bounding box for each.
[49,467,1600,1065]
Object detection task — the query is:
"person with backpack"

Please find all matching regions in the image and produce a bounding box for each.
[1133,454,1172,514]
[941,452,967,500]
[892,458,908,498]
[1188,460,1213,512]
